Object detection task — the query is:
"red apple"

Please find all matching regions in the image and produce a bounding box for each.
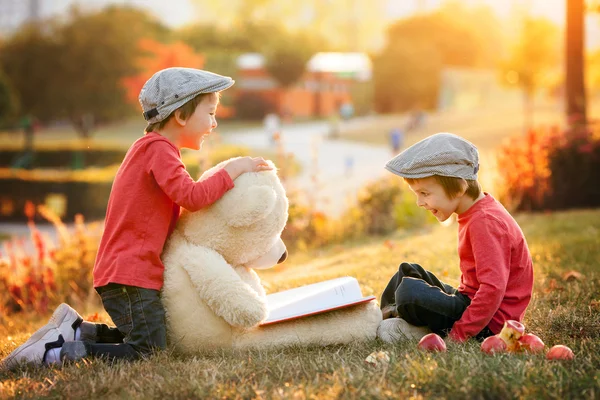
[417,333,447,352]
[481,335,508,354]
[546,345,574,360]
[518,333,545,353]
[498,320,526,351]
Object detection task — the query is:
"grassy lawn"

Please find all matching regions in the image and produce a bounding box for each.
[1,209,599,399]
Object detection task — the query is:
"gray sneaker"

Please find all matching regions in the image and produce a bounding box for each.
[49,303,83,342]
[0,324,64,370]
[377,317,432,343]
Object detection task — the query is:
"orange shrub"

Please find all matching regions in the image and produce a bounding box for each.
[0,203,101,316]
[497,122,600,211]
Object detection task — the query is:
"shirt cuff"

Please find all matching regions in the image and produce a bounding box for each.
[216,168,235,190]
[448,328,467,343]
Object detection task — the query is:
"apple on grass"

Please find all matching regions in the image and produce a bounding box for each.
[417,333,447,352]
[546,345,574,360]
[518,333,545,353]
[498,320,525,352]
[481,335,507,355]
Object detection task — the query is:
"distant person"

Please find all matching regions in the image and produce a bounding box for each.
[339,102,354,121]
[405,108,426,132]
[263,112,281,145]
[11,115,38,169]
[389,127,404,155]
[378,133,534,343]
[344,155,354,177]
[1,67,273,370]
[329,112,341,139]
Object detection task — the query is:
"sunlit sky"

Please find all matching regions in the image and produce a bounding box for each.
[46,0,568,26]
[5,0,600,49]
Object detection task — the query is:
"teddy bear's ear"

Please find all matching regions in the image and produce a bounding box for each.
[225,185,277,227]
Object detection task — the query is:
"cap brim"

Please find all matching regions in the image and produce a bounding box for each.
[202,78,235,93]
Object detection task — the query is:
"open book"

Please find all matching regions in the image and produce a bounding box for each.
[259,277,376,326]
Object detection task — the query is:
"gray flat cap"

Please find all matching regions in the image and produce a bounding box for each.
[385,132,479,180]
[139,67,234,124]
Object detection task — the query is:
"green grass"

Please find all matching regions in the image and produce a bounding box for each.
[1,209,599,399]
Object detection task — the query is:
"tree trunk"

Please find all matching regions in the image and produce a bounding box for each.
[566,0,587,128]
[523,90,534,133]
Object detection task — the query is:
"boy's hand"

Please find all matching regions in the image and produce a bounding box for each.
[224,157,273,180]
[381,304,399,319]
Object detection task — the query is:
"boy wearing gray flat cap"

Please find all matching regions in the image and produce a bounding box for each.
[377,133,534,343]
[1,68,274,370]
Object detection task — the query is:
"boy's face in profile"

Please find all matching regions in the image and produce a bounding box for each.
[178,93,219,150]
[407,176,463,222]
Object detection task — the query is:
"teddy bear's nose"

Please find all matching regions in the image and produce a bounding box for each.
[278,250,288,264]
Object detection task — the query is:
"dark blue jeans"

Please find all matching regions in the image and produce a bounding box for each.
[82,283,167,360]
[380,262,493,340]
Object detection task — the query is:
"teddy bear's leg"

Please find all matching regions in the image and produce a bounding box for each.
[377,317,431,342]
[233,301,382,350]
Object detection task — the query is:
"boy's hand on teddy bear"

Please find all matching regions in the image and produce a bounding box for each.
[224,157,272,180]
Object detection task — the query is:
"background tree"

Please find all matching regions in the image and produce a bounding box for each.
[122,39,205,106]
[372,5,497,113]
[502,18,560,130]
[566,0,587,127]
[0,6,169,139]
[189,0,385,52]
[0,69,19,129]
[373,41,441,112]
[264,32,319,89]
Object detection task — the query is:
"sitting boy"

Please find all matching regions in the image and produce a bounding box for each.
[378,133,534,342]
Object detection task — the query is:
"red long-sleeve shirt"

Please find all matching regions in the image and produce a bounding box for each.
[93,132,234,290]
[449,194,533,341]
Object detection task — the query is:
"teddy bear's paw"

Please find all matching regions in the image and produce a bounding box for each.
[224,300,269,328]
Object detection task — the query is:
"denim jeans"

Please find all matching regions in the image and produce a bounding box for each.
[82,283,167,360]
[380,262,493,340]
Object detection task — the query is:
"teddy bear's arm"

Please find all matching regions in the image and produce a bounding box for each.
[179,245,269,328]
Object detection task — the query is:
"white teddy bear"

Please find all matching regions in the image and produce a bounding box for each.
[161,159,382,353]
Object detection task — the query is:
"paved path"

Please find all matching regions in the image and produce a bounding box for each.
[222,119,394,216]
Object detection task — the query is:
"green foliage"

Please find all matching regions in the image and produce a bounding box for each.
[264,31,318,88]
[0,69,19,128]
[373,40,442,112]
[235,92,275,120]
[282,177,434,251]
[0,6,168,137]
[355,177,403,235]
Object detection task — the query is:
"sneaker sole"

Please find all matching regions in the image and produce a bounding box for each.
[1,323,55,369]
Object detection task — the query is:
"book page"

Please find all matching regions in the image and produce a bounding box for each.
[264,277,366,322]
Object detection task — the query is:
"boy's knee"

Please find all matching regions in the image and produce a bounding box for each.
[400,262,423,279]
[395,277,425,307]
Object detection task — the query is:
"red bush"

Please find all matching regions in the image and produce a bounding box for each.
[497,121,600,211]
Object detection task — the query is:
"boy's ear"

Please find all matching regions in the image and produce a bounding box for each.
[173,109,186,126]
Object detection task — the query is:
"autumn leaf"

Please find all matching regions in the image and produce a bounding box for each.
[84,312,102,322]
[544,278,564,293]
[562,270,584,281]
[365,350,390,367]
